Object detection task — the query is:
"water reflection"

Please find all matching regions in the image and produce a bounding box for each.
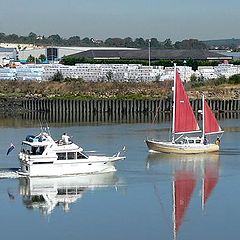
[146,153,220,239]
[19,172,121,215]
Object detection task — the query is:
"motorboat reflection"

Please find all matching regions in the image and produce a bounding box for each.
[146,153,220,239]
[19,172,121,215]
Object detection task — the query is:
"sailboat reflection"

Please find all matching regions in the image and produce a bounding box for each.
[146,153,220,239]
[19,172,121,215]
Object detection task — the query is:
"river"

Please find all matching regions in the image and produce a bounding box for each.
[0,116,239,240]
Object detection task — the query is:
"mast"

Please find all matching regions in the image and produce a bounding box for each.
[202,95,205,139]
[172,63,177,142]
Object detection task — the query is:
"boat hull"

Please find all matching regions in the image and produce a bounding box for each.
[18,157,125,177]
[145,139,219,154]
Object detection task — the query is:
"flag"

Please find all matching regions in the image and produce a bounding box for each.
[7,143,15,156]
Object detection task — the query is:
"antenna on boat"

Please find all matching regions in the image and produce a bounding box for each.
[44,121,51,135]
[39,120,44,133]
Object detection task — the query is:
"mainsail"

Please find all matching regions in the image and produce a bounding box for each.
[204,99,222,135]
[174,69,200,134]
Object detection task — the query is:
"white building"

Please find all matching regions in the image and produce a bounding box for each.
[0,48,17,66]
[0,63,239,82]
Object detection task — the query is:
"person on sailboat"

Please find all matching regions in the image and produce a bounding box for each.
[215,137,220,145]
[203,136,208,145]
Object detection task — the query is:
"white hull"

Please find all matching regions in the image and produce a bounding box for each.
[146,139,219,154]
[19,156,124,177]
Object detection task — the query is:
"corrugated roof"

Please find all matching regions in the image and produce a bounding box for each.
[0,48,16,53]
[67,49,232,60]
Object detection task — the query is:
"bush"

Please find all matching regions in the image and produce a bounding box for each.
[51,71,64,82]
[228,74,240,84]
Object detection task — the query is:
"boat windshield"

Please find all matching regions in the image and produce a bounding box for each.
[21,143,45,155]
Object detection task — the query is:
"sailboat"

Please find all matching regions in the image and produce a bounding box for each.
[146,64,224,154]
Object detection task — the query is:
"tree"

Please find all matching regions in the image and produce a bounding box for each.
[38,54,46,62]
[51,71,64,81]
[68,36,81,46]
[28,32,37,40]
[134,38,147,48]
[106,71,113,81]
[162,38,173,49]
[123,37,135,48]
[174,39,207,49]
[27,55,35,63]
[81,37,93,46]
[149,38,160,48]
[48,34,62,45]
[105,38,125,47]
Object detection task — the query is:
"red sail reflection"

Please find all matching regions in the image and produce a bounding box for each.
[203,160,219,206]
[174,171,196,233]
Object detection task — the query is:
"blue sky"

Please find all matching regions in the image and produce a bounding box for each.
[1,0,240,41]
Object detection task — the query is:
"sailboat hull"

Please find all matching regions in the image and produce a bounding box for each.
[145,139,219,154]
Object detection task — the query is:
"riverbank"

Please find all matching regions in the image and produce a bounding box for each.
[0,80,240,100]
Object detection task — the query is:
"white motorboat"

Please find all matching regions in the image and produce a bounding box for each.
[18,129,125,177]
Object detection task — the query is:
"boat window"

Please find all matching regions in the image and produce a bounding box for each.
[56,152,66,160]
[77,152,88,159]
[31,146,45,155]
[189,140,194,144]
[67,152,76,160]
[57,187,84,195]
[196,140,201,144]
[21,143,31,154]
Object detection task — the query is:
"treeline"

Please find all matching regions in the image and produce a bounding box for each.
[189,74,240,88]
[203,38,240,50]
[0,32,208,49]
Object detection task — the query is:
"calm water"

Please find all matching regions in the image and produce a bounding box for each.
[0,117,239,240]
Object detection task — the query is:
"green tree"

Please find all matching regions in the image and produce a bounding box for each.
[68,36,81,46]
[106,71,113,81]
[51,71,64,81]
[38,54,46,62]
[27,55,35,63]
[162,38,173,49]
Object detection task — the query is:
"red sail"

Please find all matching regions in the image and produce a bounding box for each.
[204,100,222,134]
[203,161,219,205]
[174,70,199,133]
[174,171,196,232]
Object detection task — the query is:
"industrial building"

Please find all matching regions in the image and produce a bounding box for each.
[0,48,17,65]
[18,47,138,62]
[67,49,232,61]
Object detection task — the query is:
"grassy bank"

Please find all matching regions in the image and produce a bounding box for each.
[0,80,172,100]
[0,80,239,100]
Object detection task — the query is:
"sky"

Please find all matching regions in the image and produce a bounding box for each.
[1,0,240,42]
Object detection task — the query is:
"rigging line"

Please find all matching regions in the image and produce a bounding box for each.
[153,184,171,228]
[152,105,161,124]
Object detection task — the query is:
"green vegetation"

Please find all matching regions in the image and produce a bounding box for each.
[0,74,239,100]
[187,74,240,88]
[0,32,208,49]
[26,54,47,63]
